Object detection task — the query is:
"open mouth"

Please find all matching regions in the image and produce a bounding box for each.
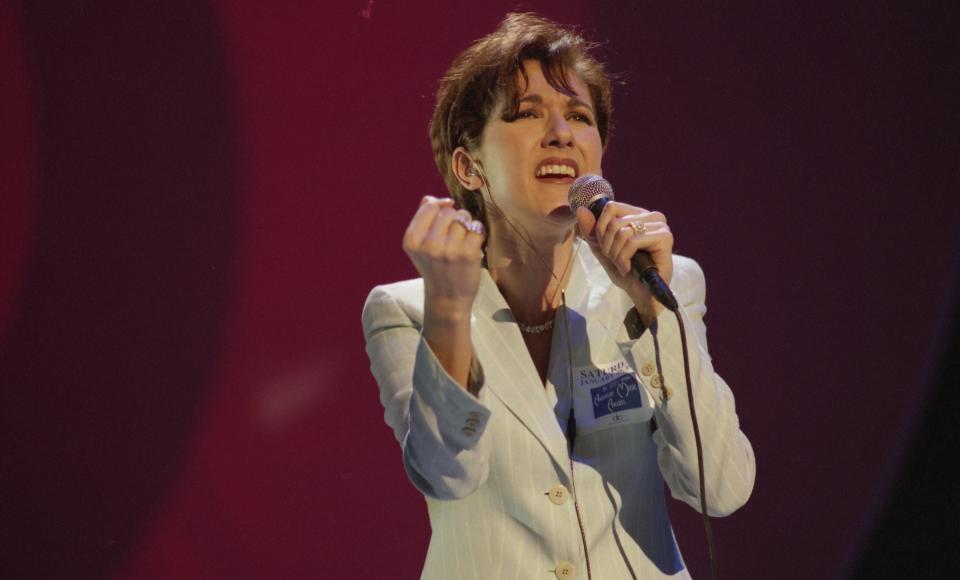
[535,159,579,181]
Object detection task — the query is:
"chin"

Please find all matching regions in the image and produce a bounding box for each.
[546,205,576,223]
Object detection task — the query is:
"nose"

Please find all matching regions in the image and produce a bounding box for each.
[542,112,573,149]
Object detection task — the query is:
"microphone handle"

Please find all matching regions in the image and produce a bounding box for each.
[589,198,679,312]
[631,253,678,312]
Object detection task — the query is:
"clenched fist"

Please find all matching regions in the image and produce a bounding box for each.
[402,196,486,391]
[403,196,486,312]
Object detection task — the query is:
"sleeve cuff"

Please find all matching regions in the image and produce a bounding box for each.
[411,333,491,450]
[617,305,693,407]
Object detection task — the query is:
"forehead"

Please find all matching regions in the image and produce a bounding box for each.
[517,60,591,103]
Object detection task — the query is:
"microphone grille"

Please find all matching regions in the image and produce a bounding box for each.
[568,174,614,211]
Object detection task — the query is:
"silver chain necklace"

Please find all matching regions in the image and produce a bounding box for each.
[476,175,579,338]
[517,318,554,335]
[514,238,580,336]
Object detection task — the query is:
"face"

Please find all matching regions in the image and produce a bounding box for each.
[475,60,603,230]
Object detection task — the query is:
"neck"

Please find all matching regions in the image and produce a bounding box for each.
[486,217,577,325]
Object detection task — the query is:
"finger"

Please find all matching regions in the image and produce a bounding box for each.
[585,243,626,282]
[616,226,672,275]
[617,233,653,276]
[405,201,443,249]
[609,225,640,275]
[644,210,666,224]
[596,201,645,240]
[444,210,475,245]
[601,217,635,256]
[596,202,657,240]
[419,195,456,207]
[607,220,669,274]
[594,201,618,241]
[424,207,461,244]
[409,198,457,240]
[411,196,453,226]
[461,220,487,258]
[608,225,633,271]
[615,222,665,254]
[575,207,596,239]
[445,221,468,246]
[598,220,616,255]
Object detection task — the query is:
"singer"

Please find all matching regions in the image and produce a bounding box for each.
[362,13,755,579]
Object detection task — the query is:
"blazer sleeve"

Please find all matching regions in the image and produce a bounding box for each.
[620,257,756,516]
[362,284,492,501]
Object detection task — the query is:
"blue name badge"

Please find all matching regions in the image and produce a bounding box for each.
[572,359,654,434]
[591,375,643,418]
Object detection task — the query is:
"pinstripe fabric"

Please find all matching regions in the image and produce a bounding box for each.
[363,246,755,579]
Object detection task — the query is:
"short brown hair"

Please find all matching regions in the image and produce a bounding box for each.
[429,13,612,226]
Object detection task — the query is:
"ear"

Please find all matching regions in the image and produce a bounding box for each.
[452,146,482,191]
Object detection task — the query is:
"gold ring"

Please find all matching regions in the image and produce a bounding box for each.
[628,221,646,236]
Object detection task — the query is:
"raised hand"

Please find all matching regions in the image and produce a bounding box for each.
[402,196,486,391]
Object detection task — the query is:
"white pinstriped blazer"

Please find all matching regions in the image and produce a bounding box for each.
[362,246,755,579]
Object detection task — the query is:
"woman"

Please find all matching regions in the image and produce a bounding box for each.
[362,13,755,579]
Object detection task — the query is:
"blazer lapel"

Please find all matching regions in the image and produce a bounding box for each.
[471,268,572,478]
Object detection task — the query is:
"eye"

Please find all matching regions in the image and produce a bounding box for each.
[502,108,539,123]
[568,111,594,125]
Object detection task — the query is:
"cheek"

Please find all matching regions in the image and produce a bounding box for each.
[484,154,522,199]
[581,132,603,169]
[492,147,526,180]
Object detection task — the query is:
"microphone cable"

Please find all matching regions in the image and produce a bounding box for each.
[569,174,718,579]
[673,307,718,580]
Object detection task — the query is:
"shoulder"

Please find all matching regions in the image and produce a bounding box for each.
[670,254,707,314]
[365,277,424,307]
[361,278,425,338]
[576,244,705,296]
[671,254,705,294]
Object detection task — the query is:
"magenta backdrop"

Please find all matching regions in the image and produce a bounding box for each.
[2,2,958,579]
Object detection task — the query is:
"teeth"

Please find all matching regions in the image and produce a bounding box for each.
[536,164,576,177]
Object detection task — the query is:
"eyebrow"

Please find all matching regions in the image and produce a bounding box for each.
[519,94,595,115]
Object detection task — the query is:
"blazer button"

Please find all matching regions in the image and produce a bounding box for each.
[463,411,481,435]
[545,484,569,505]
[554,561,576,578]
[641,362,655,376]
[650,374,663,389]
[661,383,673,401]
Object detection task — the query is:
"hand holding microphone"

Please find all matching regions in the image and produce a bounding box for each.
[569,175,679,313]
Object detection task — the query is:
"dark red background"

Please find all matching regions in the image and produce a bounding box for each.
[2,2,958,579]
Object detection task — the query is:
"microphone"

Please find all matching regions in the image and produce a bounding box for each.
[569,174,679,311]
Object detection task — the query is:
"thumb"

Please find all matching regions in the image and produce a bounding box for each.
[576,207,596,239]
